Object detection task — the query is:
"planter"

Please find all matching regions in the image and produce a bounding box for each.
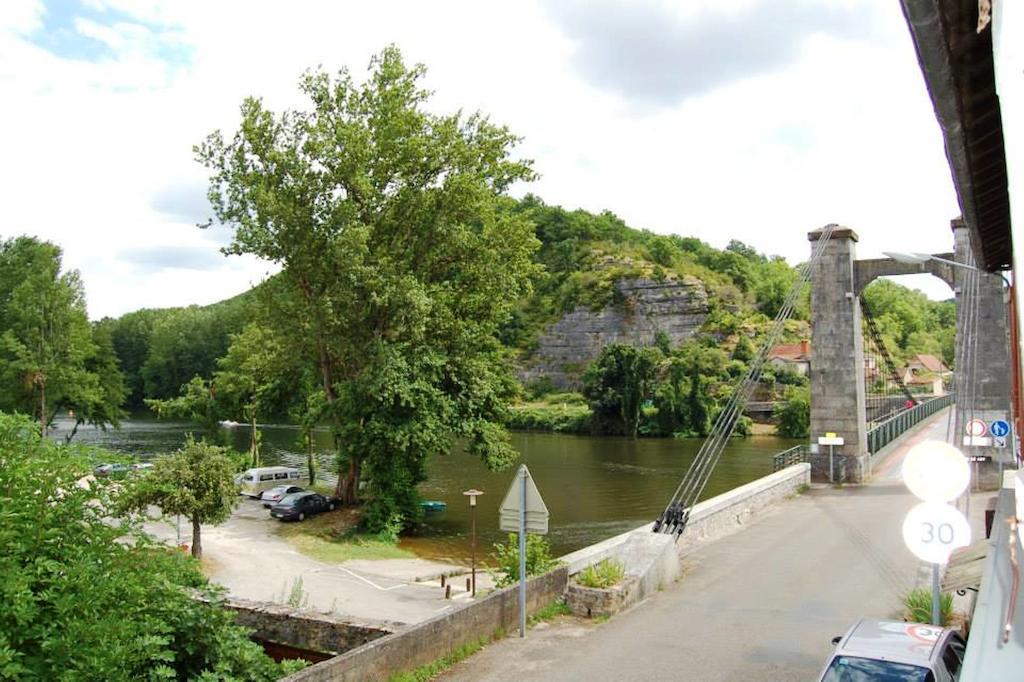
[566,577,638,618]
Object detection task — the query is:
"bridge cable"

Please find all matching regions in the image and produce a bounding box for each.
[653,223,837,538]
[859,295,916,415]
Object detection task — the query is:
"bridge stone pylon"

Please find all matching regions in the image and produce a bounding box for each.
[806,222,1013,484]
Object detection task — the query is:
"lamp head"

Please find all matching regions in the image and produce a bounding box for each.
[883,251,933,265]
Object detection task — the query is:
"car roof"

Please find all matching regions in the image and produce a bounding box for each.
[837,620,945,663]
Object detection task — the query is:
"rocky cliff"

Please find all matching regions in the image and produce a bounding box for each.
[520,276,710,389]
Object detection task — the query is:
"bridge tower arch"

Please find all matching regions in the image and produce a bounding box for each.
[806,221,1011,484]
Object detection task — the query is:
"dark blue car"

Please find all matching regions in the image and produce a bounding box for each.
[269,491,337,522]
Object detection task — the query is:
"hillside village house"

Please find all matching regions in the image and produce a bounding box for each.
[766,340,810,376]
[900,353,951,395]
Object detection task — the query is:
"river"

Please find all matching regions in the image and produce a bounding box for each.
[52,416,798,564]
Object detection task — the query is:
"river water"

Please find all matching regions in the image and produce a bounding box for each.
[52,416,798,564]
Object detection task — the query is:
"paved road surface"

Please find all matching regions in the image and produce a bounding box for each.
[443,410,973,681]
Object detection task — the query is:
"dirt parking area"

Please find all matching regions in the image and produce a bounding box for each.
[144,497,492,625]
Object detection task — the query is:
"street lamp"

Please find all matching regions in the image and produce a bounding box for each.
[463,489,484,596]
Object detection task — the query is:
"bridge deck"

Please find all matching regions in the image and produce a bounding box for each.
[442,409,980,681]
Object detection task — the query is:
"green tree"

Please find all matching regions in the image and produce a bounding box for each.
[0,236,125,438]
[774,386,810,438]
[582,344,661,437]
[145,375,221,436]
[121,435,239,559]
[491,532,559,587]
[215,323,290,467]
[195,47,539,530]
[0,412,302,680]
[687,364,711,437]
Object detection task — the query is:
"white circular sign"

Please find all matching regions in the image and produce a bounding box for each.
[965,419,987,437]
[901,440,970,502]
[902,502,971,564]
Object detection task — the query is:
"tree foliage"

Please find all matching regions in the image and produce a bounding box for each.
[582,344,661,437]
[0,236,125,438]
[0,412,302,680]
[774,386,810,438]
[195,47,539,529]
[120,435,240,558]
[492,532,559,587]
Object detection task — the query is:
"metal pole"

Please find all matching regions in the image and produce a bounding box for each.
[519,467,527,637]
[471,503,477,597]
[931,563,941,625]
[829,444,834,484]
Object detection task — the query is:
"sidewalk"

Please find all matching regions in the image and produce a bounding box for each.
[441,409,970,681]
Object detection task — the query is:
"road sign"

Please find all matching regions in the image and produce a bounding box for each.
[902,502,971,564]
[499,464,549,534]
[994,436,1007,448]
[990,419,1010,438]
[901,440,970,502]
[965,419,987,437]
[818,434,844,446]
[963,436,993,447]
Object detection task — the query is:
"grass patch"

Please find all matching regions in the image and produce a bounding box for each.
[275,508,414,564]
[389,636,489,682]
[903,588,954,626]
[576,559,626,589]
[797,483,810,494]
[592,614,610,624]
[528,599,572,626]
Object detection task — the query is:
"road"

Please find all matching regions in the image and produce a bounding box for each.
[443,409,979,681]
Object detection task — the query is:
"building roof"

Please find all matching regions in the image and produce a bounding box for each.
[767,341,810,362]
[900,0,1012,272]
[908,354,950,373]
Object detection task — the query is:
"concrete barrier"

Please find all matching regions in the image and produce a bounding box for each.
[283,567,568,682]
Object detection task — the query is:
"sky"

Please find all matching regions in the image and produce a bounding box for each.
[0,0,963,320]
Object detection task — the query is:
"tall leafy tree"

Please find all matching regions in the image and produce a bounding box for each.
[0,236,124,437]
[121,435,239,559]
[195,47,539,529]
[582,343,661,437]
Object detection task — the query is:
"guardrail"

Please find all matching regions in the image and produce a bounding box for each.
[772,444,809,472]
[771,395,953,471]
[866,394,953,454]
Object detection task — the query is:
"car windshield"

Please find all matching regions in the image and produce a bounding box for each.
[821,656,933,682]
[277,493,307,506]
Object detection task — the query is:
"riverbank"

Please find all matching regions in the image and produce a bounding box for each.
[507,392,776,437]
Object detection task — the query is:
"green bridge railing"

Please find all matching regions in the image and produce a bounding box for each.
[772,394,954,472]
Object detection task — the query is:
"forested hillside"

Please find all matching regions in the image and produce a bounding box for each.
[96,197,956,438]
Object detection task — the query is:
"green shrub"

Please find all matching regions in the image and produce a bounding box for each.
[576,559,626,589]
[506,403,591,433]
[774,386,810,438]
[903,588,954,626]
[491,533,559,587]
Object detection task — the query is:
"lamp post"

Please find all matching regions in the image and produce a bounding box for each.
[463,489,484,596]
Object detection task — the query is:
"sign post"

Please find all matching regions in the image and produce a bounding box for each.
[818,433,844,483]
[499,465,549,637]
[901,440,971,625]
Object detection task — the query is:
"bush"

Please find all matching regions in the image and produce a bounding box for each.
[774,386,810,438]
[492,533,559,587]
[903,588,954,626]
[576,559,626,588]
[506,403,591,433]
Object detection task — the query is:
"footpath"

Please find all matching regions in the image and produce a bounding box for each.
[442,410,986,681]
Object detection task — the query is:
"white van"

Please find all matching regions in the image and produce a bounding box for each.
[238,466,303,498]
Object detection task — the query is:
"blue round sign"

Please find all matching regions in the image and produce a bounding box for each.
[990,419,1010,438]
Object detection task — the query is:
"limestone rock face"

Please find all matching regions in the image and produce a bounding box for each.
[520,276,709,390]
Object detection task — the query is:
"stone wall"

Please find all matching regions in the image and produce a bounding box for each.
[222,598,395,657]
[520,276,709,389]
[283,567,569,682]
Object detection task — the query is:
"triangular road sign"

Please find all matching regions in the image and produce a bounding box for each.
[499,464,549,534]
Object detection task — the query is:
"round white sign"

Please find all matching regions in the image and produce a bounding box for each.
[901,440,970,502]
[965,419,987,437]
[902,502,971,564]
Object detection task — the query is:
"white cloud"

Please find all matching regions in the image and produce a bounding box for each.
[0,0,963,319]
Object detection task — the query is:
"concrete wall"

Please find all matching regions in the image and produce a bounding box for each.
[284,568,569,682]
[221,598,394,657]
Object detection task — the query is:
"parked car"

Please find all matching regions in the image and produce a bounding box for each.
[93,463,129,478]
[261,485,306,508]
[238,466,303,498]
[818,619,966,681]
[269,492,338,522]
[130,462,154,473]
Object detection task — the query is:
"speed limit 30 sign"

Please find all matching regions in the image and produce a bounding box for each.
[901,502,971,564]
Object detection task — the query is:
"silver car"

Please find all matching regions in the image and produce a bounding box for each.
[819,619,966,681]
[261,485,305,508]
